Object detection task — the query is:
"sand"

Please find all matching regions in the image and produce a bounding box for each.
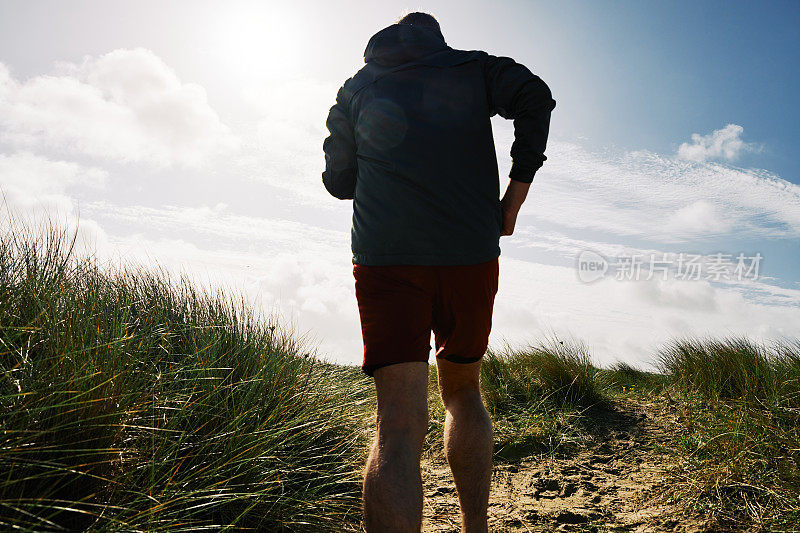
[420,397,714,532]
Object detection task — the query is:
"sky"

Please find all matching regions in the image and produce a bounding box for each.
[1,0,798,370]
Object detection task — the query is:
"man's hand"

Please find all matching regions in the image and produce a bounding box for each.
[500,179,531,236]
[500,205,519,236]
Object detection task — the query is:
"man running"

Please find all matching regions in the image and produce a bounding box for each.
[322,12,555,533]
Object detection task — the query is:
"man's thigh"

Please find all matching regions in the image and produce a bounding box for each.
[373,362,429,432]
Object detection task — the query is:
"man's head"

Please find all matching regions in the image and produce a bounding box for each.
[396,11,444,41]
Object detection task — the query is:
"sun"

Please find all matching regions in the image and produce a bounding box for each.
[207,4,305,81]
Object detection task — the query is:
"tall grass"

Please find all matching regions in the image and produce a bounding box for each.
[481,337,607,413]
[658,337,800,529]
[8,213,799,530]
[471,338,609,461]
[659,336,783,403]
[595,361,666,396]
[0,217,368,531]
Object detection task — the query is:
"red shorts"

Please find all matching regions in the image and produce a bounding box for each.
[353,257,499,376]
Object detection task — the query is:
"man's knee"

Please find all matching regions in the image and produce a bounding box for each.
[440,386,484,415]
[377,397,428,427]
[436,358,482,407]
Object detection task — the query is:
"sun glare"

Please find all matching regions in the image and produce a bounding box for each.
[209,5,305,81]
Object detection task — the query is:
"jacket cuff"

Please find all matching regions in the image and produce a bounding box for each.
[509,162,537,183]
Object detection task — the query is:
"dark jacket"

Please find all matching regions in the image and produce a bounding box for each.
[322,23,555,266]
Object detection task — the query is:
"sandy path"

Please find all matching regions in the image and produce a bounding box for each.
[421,398,712,532]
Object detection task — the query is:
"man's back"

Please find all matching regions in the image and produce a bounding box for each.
[323,22,556,266]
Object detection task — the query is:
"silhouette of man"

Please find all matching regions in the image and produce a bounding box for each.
[322,12,554,533]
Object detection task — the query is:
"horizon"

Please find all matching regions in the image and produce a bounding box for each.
[1,0,798,370]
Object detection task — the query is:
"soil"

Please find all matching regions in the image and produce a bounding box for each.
[420,397,716,532]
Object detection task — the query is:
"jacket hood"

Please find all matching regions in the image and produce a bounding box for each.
[363,23,449,66]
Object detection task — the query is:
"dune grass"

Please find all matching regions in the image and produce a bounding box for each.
[658,337,800,530]
[422,337,616,463]
[481,337,607,412]
[596,360,667,397]
[3,213,798,531]
[0,218,369,531]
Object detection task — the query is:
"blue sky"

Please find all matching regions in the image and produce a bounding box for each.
[536,0,800,179]
[0,0,798,369]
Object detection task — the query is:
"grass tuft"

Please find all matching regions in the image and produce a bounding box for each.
[657,336,800,529]
[0,214,368,531]
[471,337,609,462]
[481,337,607,413]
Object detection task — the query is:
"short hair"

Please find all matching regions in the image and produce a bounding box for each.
[397,11,444,40]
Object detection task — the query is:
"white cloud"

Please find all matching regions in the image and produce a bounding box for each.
[0,151,106,212]
[235,79,340,203]
[630,276,721,312]
[664,199,733,236]
[493,257,800,371]
[0,49,238,167]
[677,123,756,162]
[0,63,12,99]
[84,201,348,254]
[0,152,110,260]
[519,139,800,241]
[80,204,360,363]
[0,151,106,192]
[510,224,800,314]
[67,199,800,370]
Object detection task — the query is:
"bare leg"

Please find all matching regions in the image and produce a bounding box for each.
[363,361,429,532]
[436,358,492,533]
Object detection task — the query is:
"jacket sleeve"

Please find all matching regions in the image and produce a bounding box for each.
[484,54,556,183]
[322,85,358,200]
